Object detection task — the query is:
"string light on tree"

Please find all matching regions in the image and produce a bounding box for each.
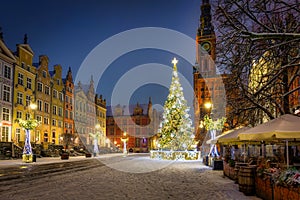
[157,57,194,151]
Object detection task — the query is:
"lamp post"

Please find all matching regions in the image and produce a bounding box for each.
[18,102,39,163]
[121,132,128,156]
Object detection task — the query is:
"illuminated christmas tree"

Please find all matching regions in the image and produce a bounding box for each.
[158,58,194,151]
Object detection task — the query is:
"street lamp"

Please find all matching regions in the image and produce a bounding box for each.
[17,102,39,163]
[121,132,128,156]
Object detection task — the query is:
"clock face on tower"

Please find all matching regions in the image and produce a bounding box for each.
[201,41,211,52]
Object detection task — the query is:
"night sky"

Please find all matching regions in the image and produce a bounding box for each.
[1,0,201,107]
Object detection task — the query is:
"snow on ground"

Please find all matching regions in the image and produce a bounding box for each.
[0,153,261,200]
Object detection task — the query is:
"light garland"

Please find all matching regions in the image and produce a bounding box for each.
[203,115,226,131]
[17,118,40,130]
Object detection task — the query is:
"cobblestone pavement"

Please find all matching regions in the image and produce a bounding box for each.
[0,154,261,200]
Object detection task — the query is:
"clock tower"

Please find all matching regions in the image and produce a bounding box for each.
[196,0,216,76]
[194,0,225,146]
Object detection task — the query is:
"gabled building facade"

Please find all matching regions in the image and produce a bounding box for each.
[0,37,16,143]
[106,98,160,153]
[12,36,36,146]
[63,67,75,145]
[50,64,64,145]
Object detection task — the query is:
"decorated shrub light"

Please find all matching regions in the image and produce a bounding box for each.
[203,114,226,157]
[17,108,40,162]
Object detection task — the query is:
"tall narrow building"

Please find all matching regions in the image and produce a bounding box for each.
[34,55,52,149]
[49,64,64,145]
[63,67,75,146]
[193,0,226,145]
[0,35,16,143]
[12,35,36,146]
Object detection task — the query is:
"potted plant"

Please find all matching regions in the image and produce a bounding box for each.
[61,150,69,160]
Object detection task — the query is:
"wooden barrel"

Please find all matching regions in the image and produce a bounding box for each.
[238,166,256,195]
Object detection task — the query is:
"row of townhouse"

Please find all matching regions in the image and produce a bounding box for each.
[0,35,106,151]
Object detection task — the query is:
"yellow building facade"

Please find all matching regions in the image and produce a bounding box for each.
[50,64,64,145]
[12,39,36,146]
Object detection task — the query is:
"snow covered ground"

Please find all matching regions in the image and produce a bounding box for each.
[1,153,261,200]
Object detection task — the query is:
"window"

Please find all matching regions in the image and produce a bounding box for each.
[136,128,140,135]
[56,79,60,85]
[65,122,68,128]
[110,128,114,135]
[52,119,56,126]
[17,92,23,105]
[45,86,50,95]
[59,92,63,101]
[58,121,62,128]
[52,131,56,144]
[21,62,25,68]
[3,85,11,102]
[70,111,73,119]
[37,82,43,92]
[1,127,9,142]
[69,123,73,129]
[42,70,47,78]
[53,90,58,98]
[44,132,48,142]
[25,113,30,120]
[16,128,21,143]
[53,105,57,115]
[18,73,24,85]
[4,65,11,79]
[26,95,31,106]
[37,100,42,111]
[27,78,32,89]
[2,108,9,121]
[65,110,69,118]
[44,102,49,113]
[43,117,49,125]
[66,96,69,103]
[58,107,62,117]
[17,111,22,119]
[36,130,40,142]
[36,115,42,122]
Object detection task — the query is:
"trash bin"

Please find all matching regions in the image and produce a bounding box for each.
[32,154,37,162]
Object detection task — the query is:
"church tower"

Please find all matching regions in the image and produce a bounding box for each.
[193,0,225,146]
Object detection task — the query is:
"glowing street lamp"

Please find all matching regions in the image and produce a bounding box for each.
[121,132,128,156]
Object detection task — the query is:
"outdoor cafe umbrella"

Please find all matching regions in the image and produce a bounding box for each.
[218,127,250,144]
[238,114,300,141]
[238,114,300,167]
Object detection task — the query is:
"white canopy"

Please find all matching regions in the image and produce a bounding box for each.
[238,114,300,141]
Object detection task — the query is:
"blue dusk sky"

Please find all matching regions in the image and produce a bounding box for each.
[1,0,202,107]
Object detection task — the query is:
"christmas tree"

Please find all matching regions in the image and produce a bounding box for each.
[158,58,194,151]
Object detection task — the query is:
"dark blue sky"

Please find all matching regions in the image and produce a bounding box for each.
[1,0,202,107]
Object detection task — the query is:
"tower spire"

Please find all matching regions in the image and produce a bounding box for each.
[24,34,28,44]
[0,27,3,41]
[198,0,214,37]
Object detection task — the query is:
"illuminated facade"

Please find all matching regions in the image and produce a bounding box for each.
[12,37,36,146]
[0,37,16,143]
[74,78,107,149]
[49,64,64,145]
[106,98,160,153]
[193,0,226,145]
[95,94,106,147]
[63,67,75,145]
